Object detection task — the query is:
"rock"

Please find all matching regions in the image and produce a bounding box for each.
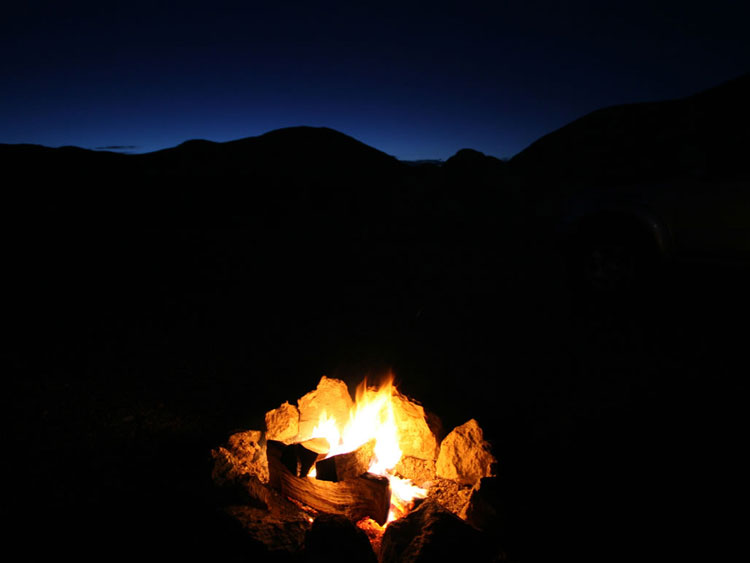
[303,514,377,562]
[227,430,269,483]
[425,410,444,445]
[436,419,496,486]
[212,447,268,506]
[391,391,440,461]
[212,446,243,486]
[394,456,436,488]
[211,430,271,507]
[297,376,353,440]
[265,401,300,444]
[380,500,496,562]
[426,478,472,517]
[460,477,502,532]
[212,429,269,487]
[225,504,311,556]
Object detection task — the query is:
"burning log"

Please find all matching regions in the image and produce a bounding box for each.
[267,440,391,525]
[315,439,376,482]
[278,470,391,526]
[212,375,505,559]
[279,438,329,478]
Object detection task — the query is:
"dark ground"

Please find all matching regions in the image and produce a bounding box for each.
[7,182,747,562]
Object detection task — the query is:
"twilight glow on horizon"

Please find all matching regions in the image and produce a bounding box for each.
[1,1,747,160]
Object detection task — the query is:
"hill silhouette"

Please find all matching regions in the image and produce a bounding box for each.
[1,126,404,187]
[3,74,748,208]
[2,75,747,239]
[509,73,750,193]
[136,126,404,178]
[2,126,415,229]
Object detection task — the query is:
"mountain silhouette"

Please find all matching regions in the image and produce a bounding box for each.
[1,126,403,183]
[509,73,750,192]
[3,75,748,217]
[2,126,412,227]
[136,126,404,179]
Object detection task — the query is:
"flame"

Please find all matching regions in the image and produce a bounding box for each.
[308,375,427,525]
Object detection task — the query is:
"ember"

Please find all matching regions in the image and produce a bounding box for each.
[211,374,501,559]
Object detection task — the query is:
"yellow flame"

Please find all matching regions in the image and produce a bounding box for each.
[308,376,427,516]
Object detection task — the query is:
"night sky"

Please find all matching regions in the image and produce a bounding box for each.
[2,1,748,160]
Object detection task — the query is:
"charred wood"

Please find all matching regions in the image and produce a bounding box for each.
[268,440,391,525]
[315,439,375,482]
[267,439,327,480]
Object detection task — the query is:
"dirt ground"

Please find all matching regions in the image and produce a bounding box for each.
[8,216,747,561]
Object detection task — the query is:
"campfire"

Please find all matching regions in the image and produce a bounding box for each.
[212,375,501,560]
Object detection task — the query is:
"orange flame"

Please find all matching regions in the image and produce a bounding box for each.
[308,375,427,524]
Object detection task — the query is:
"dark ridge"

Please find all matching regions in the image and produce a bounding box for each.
[442,149,509,198]
[444,148,506,170]
[1,126,403,178]
[176,139,219,149]
[690,71,750,102]
[0,142,55,152]
[2,126,415,231]
[509,72,750,191]
[134,126,403,178]
[0,141,128,174]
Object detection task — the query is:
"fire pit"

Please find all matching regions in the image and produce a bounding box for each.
[211,375,502,560]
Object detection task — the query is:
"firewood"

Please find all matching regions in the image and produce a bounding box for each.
[315,439,375,482]
[299,437,330,454]
[267,440,391,525]
[269,438,329,478]
[282,470,390,526]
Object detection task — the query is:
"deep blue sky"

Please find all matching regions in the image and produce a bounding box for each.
[2,1,748,160]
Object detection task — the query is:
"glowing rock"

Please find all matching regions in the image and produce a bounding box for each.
[394,455,436,488]
[391,391,440,461]
[265,401,299,444]
[211,429,270,506]
[436,419,496,486]
[297,376,353,441]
